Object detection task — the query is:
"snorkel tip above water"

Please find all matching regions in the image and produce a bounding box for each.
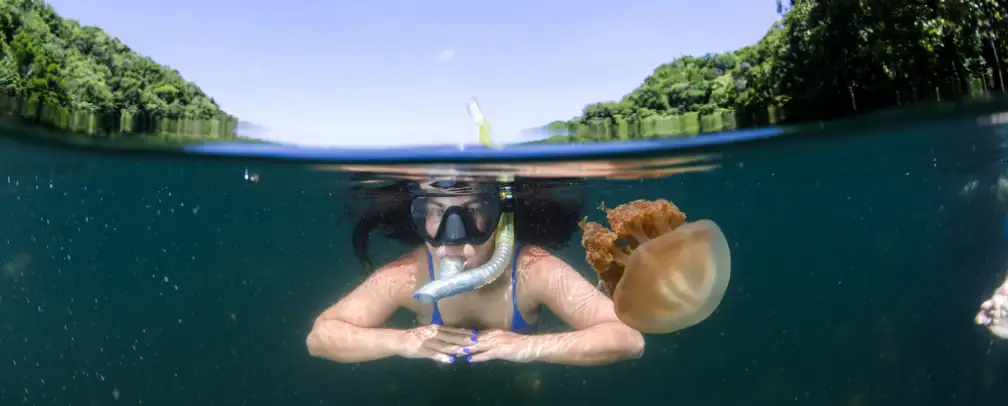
[412,100,517,304]
[468,98,497,148]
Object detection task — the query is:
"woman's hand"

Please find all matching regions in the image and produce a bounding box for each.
[398,325,478,364]
[398,326,539,364]
[464,329,534,363]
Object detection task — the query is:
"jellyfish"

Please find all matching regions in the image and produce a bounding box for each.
[579,199,731,334]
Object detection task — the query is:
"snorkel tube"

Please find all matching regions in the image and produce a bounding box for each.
[412,99,517,304]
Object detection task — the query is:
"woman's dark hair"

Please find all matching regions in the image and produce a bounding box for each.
[347,178,586,269]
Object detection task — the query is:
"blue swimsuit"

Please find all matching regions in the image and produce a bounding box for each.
[425,244,535,333]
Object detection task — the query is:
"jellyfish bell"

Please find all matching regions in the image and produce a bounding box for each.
[611,219,731,334]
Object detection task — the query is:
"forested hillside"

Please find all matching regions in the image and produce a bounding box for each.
[0,0,238,140]
[541,0,1008,142]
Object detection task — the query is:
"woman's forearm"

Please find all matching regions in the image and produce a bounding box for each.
[305,319,406,363]
[524,322,645,366]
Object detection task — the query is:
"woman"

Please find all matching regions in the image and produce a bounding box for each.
[305,178,645,365]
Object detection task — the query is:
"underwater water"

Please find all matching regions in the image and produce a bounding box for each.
[2,101,1008,406]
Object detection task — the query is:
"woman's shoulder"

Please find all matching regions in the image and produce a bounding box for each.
[514,245,590,301]
[516,244,571,276]
[368,248,426,294]
[518,244,553,260]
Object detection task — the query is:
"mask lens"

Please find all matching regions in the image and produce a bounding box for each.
[410,193,501,245]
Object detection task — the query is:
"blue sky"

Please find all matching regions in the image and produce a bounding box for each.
[46,0,781,147]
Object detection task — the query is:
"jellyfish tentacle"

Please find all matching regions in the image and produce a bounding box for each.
[611,246,630,265]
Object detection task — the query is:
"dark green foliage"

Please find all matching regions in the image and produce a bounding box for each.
[0,0,238,140]
[543,0,1008,143]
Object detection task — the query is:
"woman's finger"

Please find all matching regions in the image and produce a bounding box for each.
[422,338,464,354]
[433,329,479,347]
[436,326,479,336]
[462,340,491,354]
[416,346,454,364]
[425,339,493,361]
[466,348,497,363]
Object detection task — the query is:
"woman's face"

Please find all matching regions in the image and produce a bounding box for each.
[422,193,498,269]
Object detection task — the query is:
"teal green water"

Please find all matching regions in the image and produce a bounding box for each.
[2,104,1008,405]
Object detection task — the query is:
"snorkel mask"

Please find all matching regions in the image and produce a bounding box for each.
[409,180,511,247]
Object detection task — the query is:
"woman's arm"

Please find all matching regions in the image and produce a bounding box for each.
[305,257,415,363]
[521,249,645,366]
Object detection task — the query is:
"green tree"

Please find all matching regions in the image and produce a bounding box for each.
[538,0,1008,143]
[0,0,240,140]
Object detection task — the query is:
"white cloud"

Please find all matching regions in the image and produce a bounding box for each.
[436,49,455,62]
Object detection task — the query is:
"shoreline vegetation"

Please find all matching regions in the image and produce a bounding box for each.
[0,0,255,146]
[1,0,1006,147]
[529,0,1008,143]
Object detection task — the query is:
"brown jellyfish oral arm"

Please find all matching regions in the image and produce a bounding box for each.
[580,199,732,335]
[578,218,625,295]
